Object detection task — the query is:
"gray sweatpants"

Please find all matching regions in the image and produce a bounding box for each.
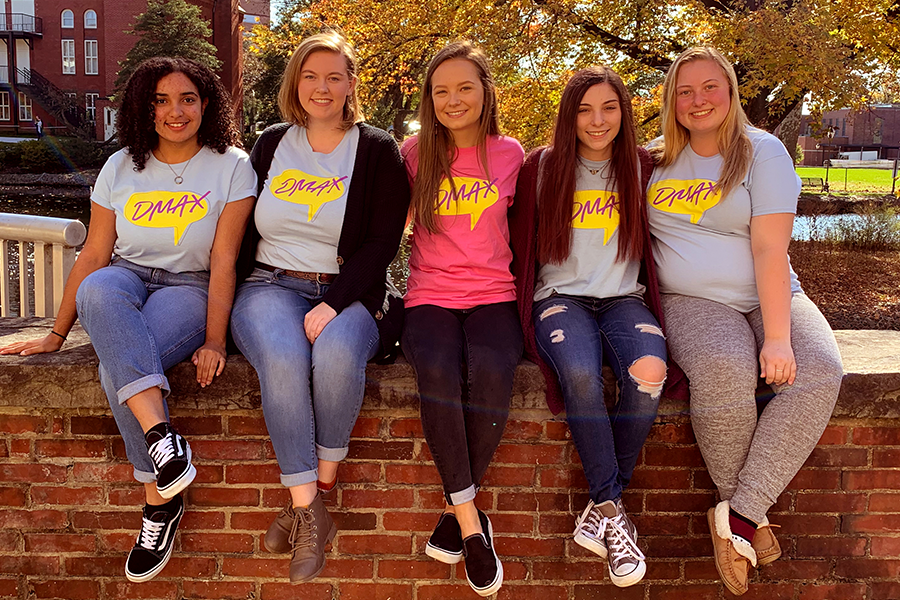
[661,293,843,523]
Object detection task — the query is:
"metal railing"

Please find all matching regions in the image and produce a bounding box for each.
[0,213,86,317]
[0,12,42,35]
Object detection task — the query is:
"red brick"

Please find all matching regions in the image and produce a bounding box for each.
[0,509,67,529]
[493,444,565,465]
[540,468,587,488]
[769,514,838,535]
[350,417,382,438]
[539,513,575,534]
[796,536,866,556]
[330,511,377,531]
[497,586,567,600]
[72,463,133,483]
[383,511,440,532]
[0,463,67,483]
[30,486,103,506]
[151,557,217,577]
[0,444,6,458]
[545,420,570,440]
[24,533,95,553]
[98,532,136,553]
[501,419,544,441]
[682,559,718,580]
[342,489,414,509]
[389,418,423,438]
[643,536,710,558]
[35,439,106,458]
[631,514,690,535]
[798,583,868,600]
[261,488,291,508]
[759,559,832,580]
[869,493,900,512]
[227,416,269,436]
[385,464,442,485]
[259,582,333,600]
[0,555,59,575]
[629,469,691,490]
[646,422,695,444]
[834,558,900,578]
[31,579,99,599]
[181,532,254,553]
[169,416,222,436]
[738,584,795,600]
[418,585,485,600]
[72,510,140,530]
[872,537,900,557]
[65,556,124,576]
[180,510,226,530]
[183,581,255,600]
[532,561,606,581]
[224,463,281,484]
[817,425,848,444]
[348,440,413,460]
[643,445,705,467]
[497,492,538,511]
[843,514,900,533]
[223,558,285,578]
[70,416,120,435]
[490,513,534,534]
[494,536,564,557]
[9,439,30,456]
[872,582,900,600]
[190,440,265,460]
[646,561,681,580]
[320,558,373,579]
[339,534,410,555]
[187,487,259,507]
[649,584,718,600]
[874,449,900,467]
[646,492,716,512]
[0,487,25,507]
[108,487,145,506]
[795,492,867,513]
[377,559,451,579]
[104,581,178,599]
[339,583,413,600]
[804,446,868,467]
[574,585,644,600]
[853,427,900,445]
[0,531,14,552]
[339,462,382,484]
[692,469,716,490]
[843,470,900,490]
[786,469,842,490]
[0,579,15,597]
[0,415,48,433]
[230,511,274,531]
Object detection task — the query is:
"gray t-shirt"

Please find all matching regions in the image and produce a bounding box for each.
[255,125,360,273]
[91,146,256,273]
[534,157,644,302]
[647,127,802,313]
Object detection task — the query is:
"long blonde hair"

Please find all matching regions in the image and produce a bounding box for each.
[652,47,752,198]
[409,41,501,233]
[278,30,362,130]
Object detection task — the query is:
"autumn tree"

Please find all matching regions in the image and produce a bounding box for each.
[115,0,221,97]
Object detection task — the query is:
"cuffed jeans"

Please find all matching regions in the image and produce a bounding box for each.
[230,268,380,488]
[533,295,666,504]
[402,301,523,505]
[76,258,210,483]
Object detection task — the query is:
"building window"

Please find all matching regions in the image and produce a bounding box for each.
[18,93,32,121]
[85,40,98,75]
[61,9,74,28]
[0,92,9,121]
[62,39,75,74]
[86,93,99,123]
[84,10,97,29]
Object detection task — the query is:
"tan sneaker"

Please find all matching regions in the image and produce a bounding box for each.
[753,518,782,566]
[708,501,756,596]
[289,493,337,583]
[264,504,296,554]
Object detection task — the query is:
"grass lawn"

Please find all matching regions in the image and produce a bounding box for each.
[796,166,897,194]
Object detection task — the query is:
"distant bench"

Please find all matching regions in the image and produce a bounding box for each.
[800,176,825,191]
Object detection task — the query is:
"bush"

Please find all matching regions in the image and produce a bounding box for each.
[0,142,23,169]
[4,137,119,174]
[19,139,63,172]
[834,202,900,251]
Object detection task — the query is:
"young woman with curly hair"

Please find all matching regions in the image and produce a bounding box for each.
[509,66,666,588]
[229,31,409,583]
[648,47,843,596]
[400,41,524,597]
[0,56,256,583]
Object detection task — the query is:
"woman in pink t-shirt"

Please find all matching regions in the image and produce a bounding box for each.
[400,41,523,598]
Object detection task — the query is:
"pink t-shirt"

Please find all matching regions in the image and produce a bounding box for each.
[402,135,524,309]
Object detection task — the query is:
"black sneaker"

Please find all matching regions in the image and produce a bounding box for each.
[425,512,464,564]
[462,510,503,597]
[125,495,184,583]
[145,422,196,499]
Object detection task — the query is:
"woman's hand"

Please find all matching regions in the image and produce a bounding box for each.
[759,338,796,386]
[0,333,65,356]
[192,341,227,387]
[304,302,337,344]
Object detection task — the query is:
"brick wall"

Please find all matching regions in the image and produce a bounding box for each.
[1,404,898,600]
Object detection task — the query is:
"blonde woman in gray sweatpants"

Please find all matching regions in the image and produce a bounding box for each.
[646,47,843,596]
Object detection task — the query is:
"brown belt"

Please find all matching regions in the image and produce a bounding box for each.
[255,262,337,284]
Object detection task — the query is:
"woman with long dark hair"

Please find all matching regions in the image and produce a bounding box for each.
[510,66,667,588]
[0,57,256,582]
[401,41,524,597]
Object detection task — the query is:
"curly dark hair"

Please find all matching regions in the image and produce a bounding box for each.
[117,57,241,171]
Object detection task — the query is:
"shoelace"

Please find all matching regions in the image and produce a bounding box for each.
[606,515,646,562]
[138,517,166,551]
[288,509,316,551]
[148,433,177,468]
[576,503,606,539]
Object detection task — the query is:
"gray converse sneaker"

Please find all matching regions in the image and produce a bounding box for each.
[597,499,646,587]
[573,500,608,559]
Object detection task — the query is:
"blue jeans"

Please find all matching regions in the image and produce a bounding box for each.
[533,295,666,503]
[76,258,210,483]
[230,268,380,487]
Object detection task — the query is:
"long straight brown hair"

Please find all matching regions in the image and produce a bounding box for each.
[537,66,644,264]
[409,41,501,233]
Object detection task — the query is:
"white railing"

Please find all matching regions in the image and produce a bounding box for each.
[0,213,86,317]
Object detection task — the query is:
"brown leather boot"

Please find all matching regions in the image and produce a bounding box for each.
[753,519,782,566]
[264,504,295,554]
[289,494,337,583]
[708,501,756,596]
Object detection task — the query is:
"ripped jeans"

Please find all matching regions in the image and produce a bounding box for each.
[533,295,666,503]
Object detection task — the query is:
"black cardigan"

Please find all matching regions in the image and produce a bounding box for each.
[236,122,411,357]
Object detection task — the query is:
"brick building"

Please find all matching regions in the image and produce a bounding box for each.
[798,105,900,166]
[0,0,244,141]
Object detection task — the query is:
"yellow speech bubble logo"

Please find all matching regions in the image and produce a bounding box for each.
[648,178,721,224]
[436,176,500,230]
[270,169,348,222]
[125,190,210,245]
[572,189,620,245]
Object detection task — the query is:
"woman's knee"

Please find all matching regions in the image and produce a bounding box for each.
[627,355,667,400]
[75,268,137,313]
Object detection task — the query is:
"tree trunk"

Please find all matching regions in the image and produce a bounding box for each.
[777,102,803,164]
